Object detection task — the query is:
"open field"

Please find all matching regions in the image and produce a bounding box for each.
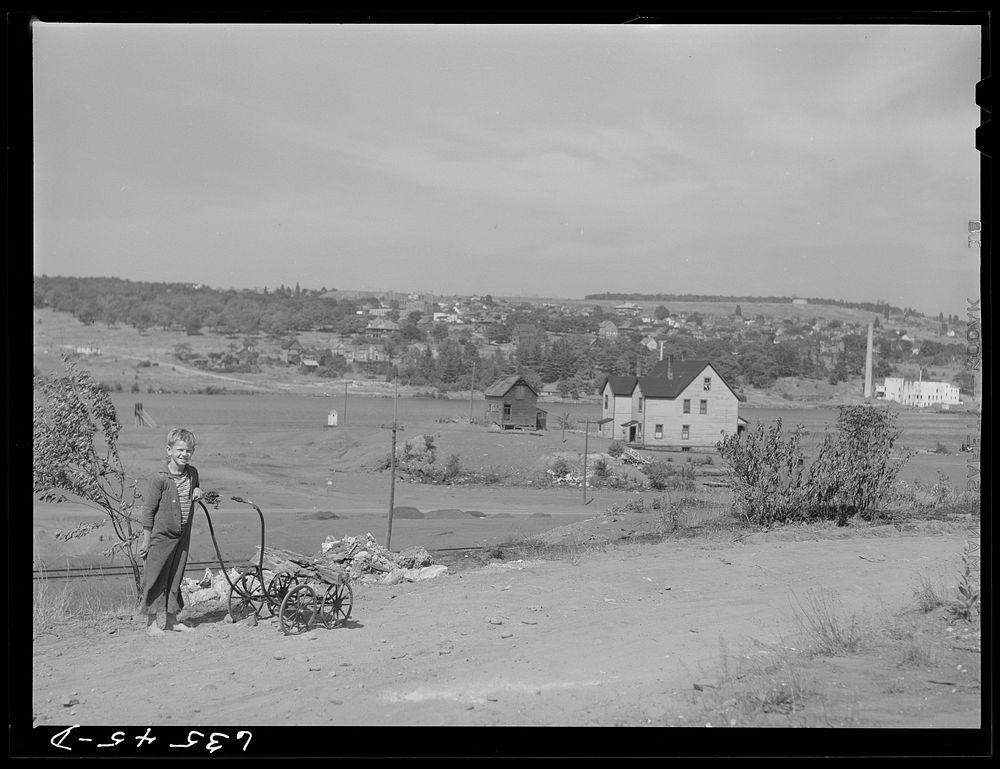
[32,390,977,573]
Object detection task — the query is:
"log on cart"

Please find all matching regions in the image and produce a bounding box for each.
[255,546,352,585]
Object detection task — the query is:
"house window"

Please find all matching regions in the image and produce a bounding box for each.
[703,377,712,391]
[515,385,525,400]
[638,396,643,412]
[700,400,708,415]
[654,424,663,440]
[683,399,691,414]
[682,425,690,440]
[503,404,511,419]
[604,394,609,409]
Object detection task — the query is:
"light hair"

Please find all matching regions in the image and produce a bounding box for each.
[166,427,196,449]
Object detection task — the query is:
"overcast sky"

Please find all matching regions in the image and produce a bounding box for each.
[32,22,982,315]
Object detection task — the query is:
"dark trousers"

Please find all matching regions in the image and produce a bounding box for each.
[140,520,193,615]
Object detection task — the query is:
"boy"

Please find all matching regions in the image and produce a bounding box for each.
[139,427,203,635]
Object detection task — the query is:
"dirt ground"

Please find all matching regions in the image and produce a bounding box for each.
[31,515,982,747]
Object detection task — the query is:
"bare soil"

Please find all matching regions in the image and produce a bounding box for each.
[32,516,981,735]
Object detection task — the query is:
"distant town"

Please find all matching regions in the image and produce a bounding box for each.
[34,276,974,411]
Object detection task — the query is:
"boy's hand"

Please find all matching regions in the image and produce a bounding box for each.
[193,487,204,500]
[139,533,151,559]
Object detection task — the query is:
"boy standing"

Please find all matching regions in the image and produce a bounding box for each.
[139,427,203,635]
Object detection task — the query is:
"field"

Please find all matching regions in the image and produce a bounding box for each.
[32,391,977,572]
[29,312,983,743]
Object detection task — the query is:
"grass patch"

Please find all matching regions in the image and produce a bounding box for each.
[791,588,869,656]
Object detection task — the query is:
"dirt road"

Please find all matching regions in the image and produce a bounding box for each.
[31,523,978,736]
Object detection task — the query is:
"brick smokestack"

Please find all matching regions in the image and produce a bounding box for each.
[667,355,673,380]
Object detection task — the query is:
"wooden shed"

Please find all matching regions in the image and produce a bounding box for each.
[484,375,546,430]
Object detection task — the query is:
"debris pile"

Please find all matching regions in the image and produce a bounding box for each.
[180,567,243,607]
[319,532,446,584]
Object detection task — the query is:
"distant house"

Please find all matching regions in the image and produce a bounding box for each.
[792,298,809,306]
[281,338,304,364]
[366,318,399,339]
[600,358,741,447]
[598,320,618,340]
[484,375,547,430]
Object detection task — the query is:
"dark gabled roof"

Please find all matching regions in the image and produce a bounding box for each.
[639,358,739,399]
[601,375,638,397]
[483,375,537,398]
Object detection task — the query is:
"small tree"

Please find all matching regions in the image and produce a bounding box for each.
[804,405,910,522]
[717,419,810,525]
[33,357,146,594]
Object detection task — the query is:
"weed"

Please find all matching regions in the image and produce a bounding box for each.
[33,575,73,638]
[897,635,935,668]
[951,544,980,622]
[912,574,944,613]
[791,588,868,656]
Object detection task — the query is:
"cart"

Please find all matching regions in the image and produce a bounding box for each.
[199,494,353,635]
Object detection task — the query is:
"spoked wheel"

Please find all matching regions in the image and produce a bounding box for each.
[318,581,354,629]
[265,571,300,616]
[279,584,319,636]
[228,571,266,623]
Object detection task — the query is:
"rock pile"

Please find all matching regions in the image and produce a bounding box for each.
[319,532,447,584]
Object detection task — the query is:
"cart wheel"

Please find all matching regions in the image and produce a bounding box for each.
[279,584,318,636]
[318,581,354,629]
[265,571,300,615]
[228,571,266,623]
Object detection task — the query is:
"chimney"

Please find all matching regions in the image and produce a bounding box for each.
[666,355,673,380]
[864,323,874,398]
[659,341,664,361]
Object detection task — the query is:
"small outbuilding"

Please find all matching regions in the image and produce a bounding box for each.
[484,375,546,430]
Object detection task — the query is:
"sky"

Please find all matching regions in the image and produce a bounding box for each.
[31,21,983,316]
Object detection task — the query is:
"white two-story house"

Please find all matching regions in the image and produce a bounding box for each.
[599,357,742,448]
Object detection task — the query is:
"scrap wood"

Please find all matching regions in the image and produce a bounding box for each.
[255,546,349,585]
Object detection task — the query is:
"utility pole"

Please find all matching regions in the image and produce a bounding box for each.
[582,419,590,505]
[385,378,400,551]
[343,381,349,425]
[469,360,476,423]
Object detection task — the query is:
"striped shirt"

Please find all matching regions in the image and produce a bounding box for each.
[171,470,193,526]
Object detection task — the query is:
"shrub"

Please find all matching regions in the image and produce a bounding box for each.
[719,406,911,526]
[443,452,463,481]
[717,419,810,525]
[34,357,146,594]
[592,457,610,481]
[549,456,571,477]
[803,405,910,522]
[607,440,626,459]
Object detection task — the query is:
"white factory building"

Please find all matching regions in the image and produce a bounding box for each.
[876,377,961,408]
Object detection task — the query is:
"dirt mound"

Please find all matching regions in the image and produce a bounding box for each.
[424,508,484,519]
[391,506,425,519]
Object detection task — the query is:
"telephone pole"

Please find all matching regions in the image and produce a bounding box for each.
[469,360,477,423]
[385,379,401,550]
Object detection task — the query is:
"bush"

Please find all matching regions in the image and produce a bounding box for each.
[804,405,910,522]
[719,406,911,526]
[642,460,696,492]
[607,440,626,459]
[549,457,571,477]
[718,419,810,525]
[443,452,463,481]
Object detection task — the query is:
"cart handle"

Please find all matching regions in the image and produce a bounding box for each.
[196,493,267,593]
